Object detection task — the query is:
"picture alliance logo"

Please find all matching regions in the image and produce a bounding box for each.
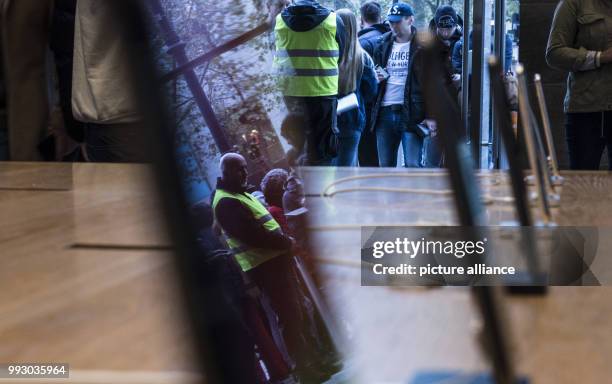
[371,237,488,259]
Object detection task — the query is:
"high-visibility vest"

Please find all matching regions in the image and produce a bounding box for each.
[212,188,285,272]
[273,12,339,97]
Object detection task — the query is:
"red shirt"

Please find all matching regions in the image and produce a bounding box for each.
[268,205,290,235]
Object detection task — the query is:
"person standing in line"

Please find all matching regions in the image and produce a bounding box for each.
[546,0,612,170]
[422,5,463,168]
[357,1,389,167]
[370,2,428,167]
[334,8,378,167]
[212,153,338,382]
[273,0,346,166]
[260,168,290,233]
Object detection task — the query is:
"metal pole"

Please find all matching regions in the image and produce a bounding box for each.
[461,0,471,141]
[161,23,270,83]
[534,74,564,184]
[492,0,506,168]
[489,56,546,292]
[149,0,232,153]
[488,56,531,226]
[470,0,486,167]
[516,64,552,225]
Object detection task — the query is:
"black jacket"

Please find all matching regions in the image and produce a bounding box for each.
[212,178,292,251]
[427,20,462,76]
[280,0,345,62]
[358,23,391,57]
[369,28,426,133]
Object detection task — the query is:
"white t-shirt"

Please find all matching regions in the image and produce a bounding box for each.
[382,41,411,106]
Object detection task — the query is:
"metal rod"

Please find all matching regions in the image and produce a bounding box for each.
[149,0,232,153]
[470,0,486,167]
[293,256,343,348]
[533,74,562,179]
[516,64,552,225]
[529,107,557,199]
[462,0,471,141]
[492,0,506,168]
[488,56,532,226]
[489,56,545,289]
[161,23,270,83]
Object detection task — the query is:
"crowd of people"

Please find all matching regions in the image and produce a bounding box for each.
[272,0,479,168]
[198,152,341,383]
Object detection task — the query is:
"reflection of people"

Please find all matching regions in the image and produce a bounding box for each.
[260,168,290,234]
[546,0,612,170]
[273,0,346,165]
[211,153,292,271]
[334,8,378,166]
[370,3,427,167]
[357,1,389,167]
[211,153,328,381]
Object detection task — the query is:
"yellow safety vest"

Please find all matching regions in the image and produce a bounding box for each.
[212,188,285,272]
[273,12,339,97]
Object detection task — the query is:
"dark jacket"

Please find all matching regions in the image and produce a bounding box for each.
[452,31,513,74]
[369,28,426,133]
[338,52,378,134]
[428,20,463,77]
[358,23,391,57]
[545,0,612,113]
[280,0,345,62]
[212,178,292,251]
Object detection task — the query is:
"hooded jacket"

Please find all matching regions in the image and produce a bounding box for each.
[280,0,346,62]
[428,19,463,62]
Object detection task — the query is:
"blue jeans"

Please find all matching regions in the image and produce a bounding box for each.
[375,106,423,167]
[333,130,361,166]
[423,135,443,167]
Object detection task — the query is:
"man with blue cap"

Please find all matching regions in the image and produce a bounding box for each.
[369,2,429,168]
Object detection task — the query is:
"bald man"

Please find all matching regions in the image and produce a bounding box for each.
[212,153,292,258]
[212,153,322,380]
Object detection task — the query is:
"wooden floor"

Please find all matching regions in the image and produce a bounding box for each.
[2,162,612,383]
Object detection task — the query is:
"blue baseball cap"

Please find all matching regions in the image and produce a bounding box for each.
[388,2,414,23]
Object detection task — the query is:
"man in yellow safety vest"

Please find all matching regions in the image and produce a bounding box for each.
[211,153,293,271]
[273,0,346,165]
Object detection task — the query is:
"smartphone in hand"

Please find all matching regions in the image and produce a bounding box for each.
[375,65,390,82]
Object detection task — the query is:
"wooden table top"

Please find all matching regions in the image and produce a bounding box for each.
[2,162,612,384]
[0,162,197,384]
[300,166,612,384]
